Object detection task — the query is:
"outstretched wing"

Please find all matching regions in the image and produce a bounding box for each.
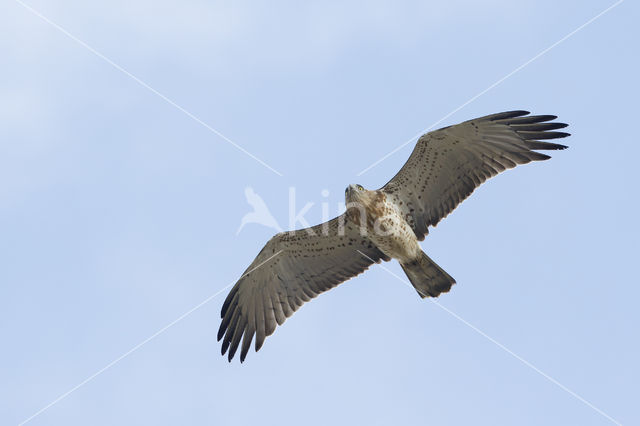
[218,215,389,362]
[382,110,569,240]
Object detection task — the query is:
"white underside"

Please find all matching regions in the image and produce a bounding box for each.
[365,203,421,263]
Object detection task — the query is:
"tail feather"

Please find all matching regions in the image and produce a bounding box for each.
[400,251,455,298]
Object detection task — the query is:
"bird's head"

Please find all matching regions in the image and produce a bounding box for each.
[345,183,366,204]
[345,184,380,229]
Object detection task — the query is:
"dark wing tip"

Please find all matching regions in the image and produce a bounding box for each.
[493,112,570,153]
[495,113,560,125]
[221,337,230,355]
[220,287,239,318]
[483,110,530,122]
[227,341,239,362]
[518,130,571,140]
[255,335,266,352]
[510,122,568,132]
[529,142,568,151]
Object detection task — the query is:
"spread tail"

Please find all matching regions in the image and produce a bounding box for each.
[400,251,455,298]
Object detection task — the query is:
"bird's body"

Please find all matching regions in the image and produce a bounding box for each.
[345,185,420,263]
[345,184,456,298]
[218,110,570,362]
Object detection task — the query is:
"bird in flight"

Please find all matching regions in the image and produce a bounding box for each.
[218,110,569,362]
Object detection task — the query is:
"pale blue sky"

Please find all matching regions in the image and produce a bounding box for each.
[2,1,638,425]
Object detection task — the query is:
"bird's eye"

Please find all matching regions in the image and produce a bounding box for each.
[356,185,364,191]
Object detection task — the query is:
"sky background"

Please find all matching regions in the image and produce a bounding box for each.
[1,0,638,425]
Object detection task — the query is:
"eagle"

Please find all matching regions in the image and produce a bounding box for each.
[218,110,569,362]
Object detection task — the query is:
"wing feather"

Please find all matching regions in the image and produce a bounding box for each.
[218,214,389,362]
[382,111,569,240]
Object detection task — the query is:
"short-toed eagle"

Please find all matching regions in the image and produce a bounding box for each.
[218,110,569,362]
